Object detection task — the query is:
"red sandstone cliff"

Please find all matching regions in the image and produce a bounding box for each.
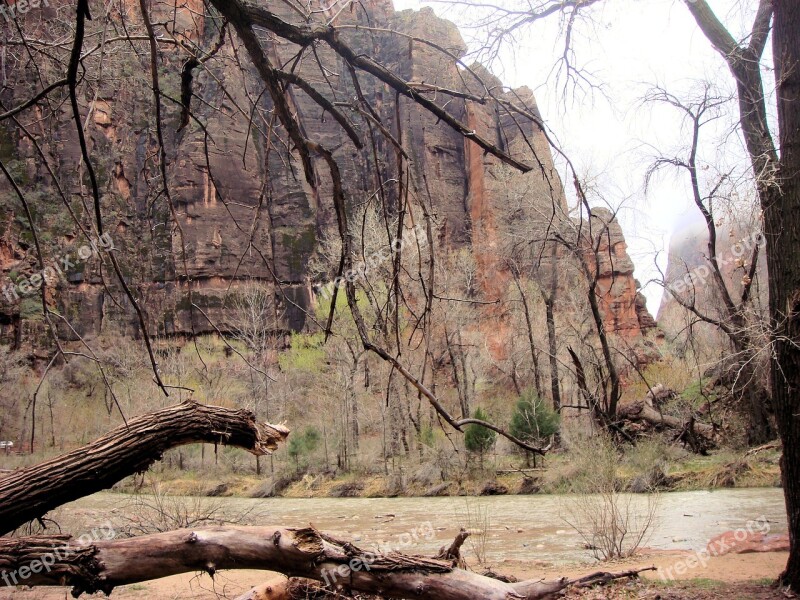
[0,0,656,365]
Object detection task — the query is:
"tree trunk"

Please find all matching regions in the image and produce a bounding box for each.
[0,401,289,535]
[737,363,773,446]
[543,291,561,412]
[685,0,799,584]
[511,267,543,397]
[349,361,360,452]
[0,527,624,600]
[771,0,800,587]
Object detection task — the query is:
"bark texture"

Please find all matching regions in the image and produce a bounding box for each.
[0,527,572,599]
[0,401,289,535]
[771,0,800,588]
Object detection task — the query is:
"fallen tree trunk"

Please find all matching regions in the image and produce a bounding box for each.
[235,569,657,600]
[618,400,718,453]
[0,401,289,535]
[0,526,575,599]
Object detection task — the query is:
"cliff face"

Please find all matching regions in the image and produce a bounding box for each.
[0,0,655,357]
[657,213,767,351]
[586,208,658,341]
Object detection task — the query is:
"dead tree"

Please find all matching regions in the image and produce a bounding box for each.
[555,206,624,425]
[0,526,652,600]
[0,401,289,535]
[618,400,718,454]
[645,83,773,445]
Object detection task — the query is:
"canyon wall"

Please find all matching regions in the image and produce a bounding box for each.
[0,0,656,362]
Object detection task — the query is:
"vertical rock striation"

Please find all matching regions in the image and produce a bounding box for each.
[0,0,656,361]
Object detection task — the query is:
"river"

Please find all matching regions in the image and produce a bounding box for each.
[54,487,787,565]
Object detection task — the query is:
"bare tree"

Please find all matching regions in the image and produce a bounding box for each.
[645,83,773,445]
[436,0,800,586]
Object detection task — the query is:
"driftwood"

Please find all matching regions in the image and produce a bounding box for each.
[0,527,655,600]
[0,526,574,599]
[0,401,289,535]
[495,468,545,475]
[435,527,469,568]
[744,441,781,456]
[618,400,717,453]
[570,566,656,588]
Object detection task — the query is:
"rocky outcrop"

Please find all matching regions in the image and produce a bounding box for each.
[0,0,655,361]
[706,531,789,555]
[657,212,767,350]
[585,208,658,341]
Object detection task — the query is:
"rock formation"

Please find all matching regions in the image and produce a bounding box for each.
[657,212,767,354]
[0,0,656,366]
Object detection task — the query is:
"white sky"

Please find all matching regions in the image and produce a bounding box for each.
[391,0,770,313]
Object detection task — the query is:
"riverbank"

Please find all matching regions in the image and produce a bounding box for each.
[107,446,782,499]
[3,488,787,599]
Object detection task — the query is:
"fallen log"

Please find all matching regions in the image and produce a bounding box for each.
[744,440,781,457]
[495,468,545,475]
[0,401,289,535]
[0,526,574,599]
[234,568,662,600]
[618,400,717,453]
[570,567,656,588]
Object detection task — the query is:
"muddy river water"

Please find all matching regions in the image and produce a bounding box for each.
[55,488,787,565]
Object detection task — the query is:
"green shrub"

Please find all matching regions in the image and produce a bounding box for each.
[278,333,325,372]
[418,424,436,448]
[288,426,321,471]
[465,408,496,466]
[19,297,43,320]
[509,390,560,444]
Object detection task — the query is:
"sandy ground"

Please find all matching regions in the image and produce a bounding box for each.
[525,548,788,583]
[0,550,788,600]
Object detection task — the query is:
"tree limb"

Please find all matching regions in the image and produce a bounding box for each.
[684,0,740,58]
[0,402,289,535]
[0,526,571,599]
[209,0,533,172]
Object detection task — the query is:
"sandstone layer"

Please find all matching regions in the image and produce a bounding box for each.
[0,0,656,364]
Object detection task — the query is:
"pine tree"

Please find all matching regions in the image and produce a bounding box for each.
[510,391,560,466]
[464,408,497,469]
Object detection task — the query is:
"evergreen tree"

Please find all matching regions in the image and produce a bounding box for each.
[510,391,560,466]
[464,408,497,468]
